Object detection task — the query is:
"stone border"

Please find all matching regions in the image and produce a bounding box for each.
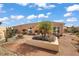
[25,37,59,51]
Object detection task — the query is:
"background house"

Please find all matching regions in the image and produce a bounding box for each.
[13,22,64,35]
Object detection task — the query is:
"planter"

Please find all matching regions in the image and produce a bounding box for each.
[25,36,59,51]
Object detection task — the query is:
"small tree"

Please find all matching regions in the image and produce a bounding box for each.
[38,21,52,37]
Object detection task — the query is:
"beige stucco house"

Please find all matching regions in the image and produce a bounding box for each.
[13,22,64,35]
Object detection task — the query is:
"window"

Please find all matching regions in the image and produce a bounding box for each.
[53,27,60,33]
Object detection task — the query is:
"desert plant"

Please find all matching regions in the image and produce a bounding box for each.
[69,26,78,33]
[38,21,52,36]
[5,27,16,42]
[75,32,79,37]
[38,21,52,40]
[69,26,79,37]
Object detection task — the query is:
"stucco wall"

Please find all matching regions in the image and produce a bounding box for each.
[0,27,6,41]
[52,22,64,35]
[13,22,64,35]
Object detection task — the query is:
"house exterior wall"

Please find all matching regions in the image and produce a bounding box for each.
[52,22,64,35]
[13,22,64,35]
[0,27,6,41]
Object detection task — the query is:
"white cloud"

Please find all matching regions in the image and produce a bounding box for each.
[37,8,43,10]
[35,3,46,8]
[65,23,73,27]
[38,14,48,18]
[16,3,55,10]
[35,3,55,8]
[48,4,56,8]
[26,15,37,19]
[46,12,51,15]
[64,12,72,17]
[37,20,42,22]
[26,13,49,19]
[0,17,9,22]
[67,4,79,11]
[0,15,24,22]
[16,3,28,6]
[10,15,15,19]
[10,15,24,20]
[66,17,78,22]
[53,19,64,22]
[0,4,6,14]
[33,3,56,10]
[16,15,24,19]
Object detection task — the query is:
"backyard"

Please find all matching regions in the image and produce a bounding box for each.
[0,33,79,56]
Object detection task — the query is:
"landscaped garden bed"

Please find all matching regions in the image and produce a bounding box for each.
[25,36,59,51]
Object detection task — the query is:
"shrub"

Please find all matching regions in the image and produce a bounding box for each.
[32,35,43,40]
[22,29,27,35]
[16,34,24,39]
[75,32,79,37]
[32,34,56,42]
[5,27,14,38]
[5,27,17,42]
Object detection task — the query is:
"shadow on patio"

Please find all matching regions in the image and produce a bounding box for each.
[15,43,58,55]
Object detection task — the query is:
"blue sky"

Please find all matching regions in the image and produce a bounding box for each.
[0,3,79,27]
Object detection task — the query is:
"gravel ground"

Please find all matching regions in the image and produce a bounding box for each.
[0,34,79,56]
[0,46,17,56]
